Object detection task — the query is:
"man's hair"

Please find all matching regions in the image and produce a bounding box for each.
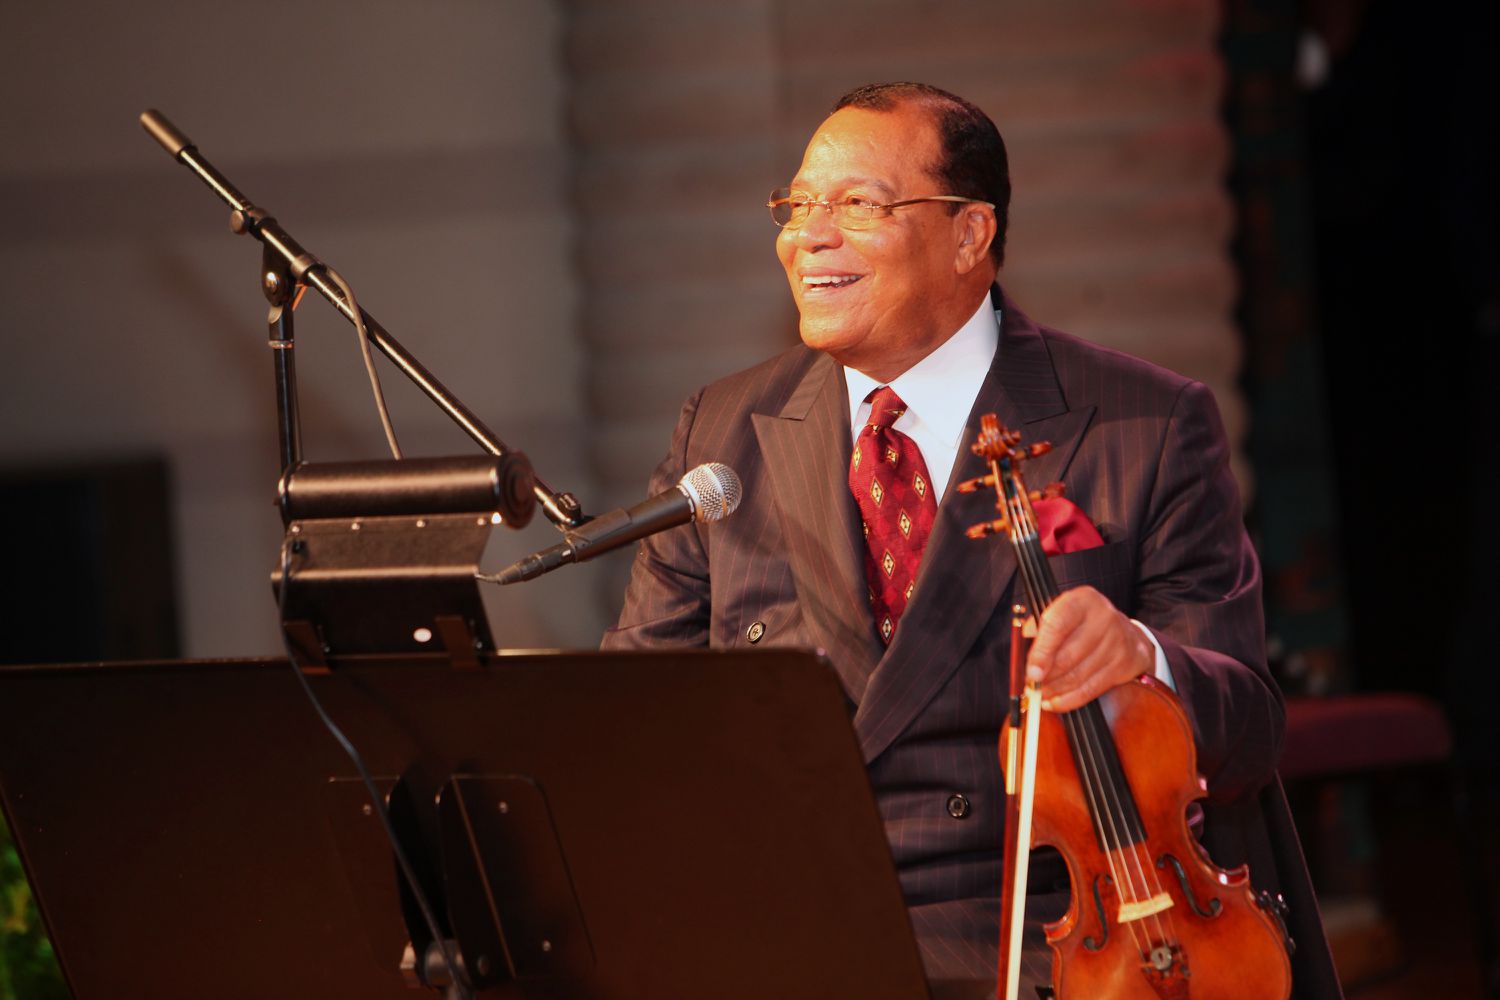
[832,82,1010,267]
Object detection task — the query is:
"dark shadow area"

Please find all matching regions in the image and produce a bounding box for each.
[0,455,180,996]
[1224,0,1500,995]
[0,456,179,665]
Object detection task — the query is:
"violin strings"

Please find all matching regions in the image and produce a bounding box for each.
[1082,701,1172,950]
[1001,448,1185,972]
[1008,480,1174,958]
[1065,705,1154,956]
[1071,641,1179,953]
[1006,482,1147,955]
[1062,708,1148,956]
[997,463,1117,964]
[1079,687,1178,952]
[1066,665,1178,954]
[1005,482,1057,609]
[1100,706,1176,955]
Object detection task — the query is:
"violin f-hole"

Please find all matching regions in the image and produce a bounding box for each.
[1157,853,1223,918]
[1083,874,1112,951]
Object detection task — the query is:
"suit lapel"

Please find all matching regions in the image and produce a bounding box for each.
[751,354,885,700]
[852,296,1097,763]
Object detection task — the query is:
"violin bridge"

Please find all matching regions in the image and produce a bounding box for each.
[1116,892,1174,923]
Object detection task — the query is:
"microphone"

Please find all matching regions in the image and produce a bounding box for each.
[486,463,742,585]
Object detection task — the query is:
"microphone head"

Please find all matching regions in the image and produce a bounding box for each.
[679,463,743,524]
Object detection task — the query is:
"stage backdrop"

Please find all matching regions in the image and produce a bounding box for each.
[1,0,1241,657]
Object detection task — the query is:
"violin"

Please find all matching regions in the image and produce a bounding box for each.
[960,414,1292,1000]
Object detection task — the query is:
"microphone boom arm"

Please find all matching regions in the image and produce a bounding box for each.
[139,109,585,531]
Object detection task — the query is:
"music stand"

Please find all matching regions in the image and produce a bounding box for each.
[0,649,933,999]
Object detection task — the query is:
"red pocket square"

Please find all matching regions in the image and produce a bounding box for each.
[1032,496,1104,556]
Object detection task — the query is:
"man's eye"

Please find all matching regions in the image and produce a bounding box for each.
[841,195,877,209]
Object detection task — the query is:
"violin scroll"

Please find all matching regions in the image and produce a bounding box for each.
[958,412,1065,540]
[970,413,1052,464]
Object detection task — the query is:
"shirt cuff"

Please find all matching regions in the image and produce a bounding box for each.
[1131,618,1174,690]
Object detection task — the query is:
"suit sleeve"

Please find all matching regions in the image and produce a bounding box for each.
[1132,380,1284,805]
[600,388,714,650]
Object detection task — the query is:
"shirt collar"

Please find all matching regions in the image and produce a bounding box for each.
[844,295,1000,446]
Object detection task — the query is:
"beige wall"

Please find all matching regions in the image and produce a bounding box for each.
[0,2,602,655]
[1,1,1238,656]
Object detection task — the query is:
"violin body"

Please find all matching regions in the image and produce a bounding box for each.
[1002,676,1292,999]
[968,413,1292,999]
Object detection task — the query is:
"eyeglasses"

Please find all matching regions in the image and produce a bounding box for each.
[767,187,994,230]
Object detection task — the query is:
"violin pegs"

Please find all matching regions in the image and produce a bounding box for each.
[965,518,1012,540]
[955,474,997,494]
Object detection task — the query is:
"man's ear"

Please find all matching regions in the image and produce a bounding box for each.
[954,206,997,274]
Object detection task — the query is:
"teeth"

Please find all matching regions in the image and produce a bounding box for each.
[803,274,860,287]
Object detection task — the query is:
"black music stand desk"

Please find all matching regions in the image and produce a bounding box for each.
[0,649,934,999]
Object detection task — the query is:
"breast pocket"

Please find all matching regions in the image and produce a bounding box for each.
[1048,539,1135,611]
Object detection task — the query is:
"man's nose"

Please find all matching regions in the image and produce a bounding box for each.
[792,204,843,251]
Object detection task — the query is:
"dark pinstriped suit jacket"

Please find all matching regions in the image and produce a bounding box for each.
[603,292,1341,998]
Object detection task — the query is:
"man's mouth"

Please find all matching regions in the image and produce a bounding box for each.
[802,274,863,290]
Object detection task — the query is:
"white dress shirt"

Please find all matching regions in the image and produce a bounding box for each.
[844,295,998,503]
[840,295,1174,688]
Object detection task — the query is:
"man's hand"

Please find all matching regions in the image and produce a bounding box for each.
[1025,586,1154,712]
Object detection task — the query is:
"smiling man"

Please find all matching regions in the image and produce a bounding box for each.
[775,102,993,383]
[604,83,1339,998]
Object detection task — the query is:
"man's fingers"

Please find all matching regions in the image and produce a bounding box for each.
[1024,588,1091,683]
[1023,586,1151,712]
[1041,650,1119,712]
[1040,610,1111,692]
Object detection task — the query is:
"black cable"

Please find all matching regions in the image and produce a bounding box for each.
[275,539,471,998]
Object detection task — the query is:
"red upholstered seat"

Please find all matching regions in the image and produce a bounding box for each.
[1278,692,1486,992]
[1279,692,1453,780]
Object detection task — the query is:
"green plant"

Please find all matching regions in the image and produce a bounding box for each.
[0,812,67,1000]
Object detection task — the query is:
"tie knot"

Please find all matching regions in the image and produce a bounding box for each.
[865,387,907,429]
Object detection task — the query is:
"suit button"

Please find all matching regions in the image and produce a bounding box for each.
[946,793,971,819]
[745,621,766,644]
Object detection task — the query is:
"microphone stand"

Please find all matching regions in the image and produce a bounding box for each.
[139,110,586,531]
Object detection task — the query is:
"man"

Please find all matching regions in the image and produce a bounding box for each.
[604,82,1339,998]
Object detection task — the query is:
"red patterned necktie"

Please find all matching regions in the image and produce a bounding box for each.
[849,387,938,645]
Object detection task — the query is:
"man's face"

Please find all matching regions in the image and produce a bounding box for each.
[776,104,979,380]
